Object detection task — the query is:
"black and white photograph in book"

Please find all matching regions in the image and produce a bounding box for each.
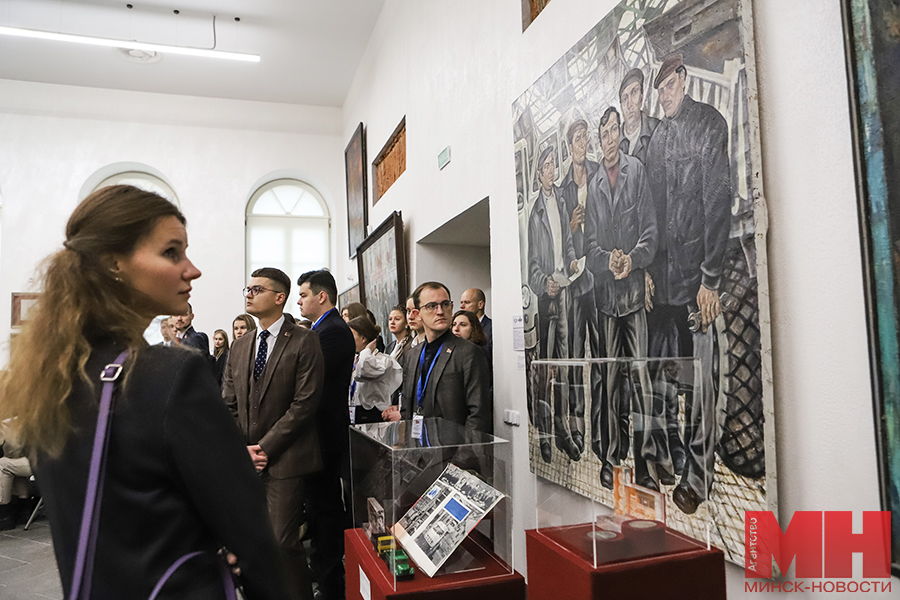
[513,0,774,565]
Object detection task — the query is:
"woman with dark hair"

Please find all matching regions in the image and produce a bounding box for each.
[0,185,289,599]
[451,310,488,346]
[212,329,230,388]
[232,313,257,340]
[346,316,402,424]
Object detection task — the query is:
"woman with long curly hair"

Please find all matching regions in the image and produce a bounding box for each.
[0,186,289,599]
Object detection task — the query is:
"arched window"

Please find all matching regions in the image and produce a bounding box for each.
[246,179,331,308]
[82,163,180,207]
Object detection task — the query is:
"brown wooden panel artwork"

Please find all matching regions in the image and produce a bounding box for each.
[372,118,406,203]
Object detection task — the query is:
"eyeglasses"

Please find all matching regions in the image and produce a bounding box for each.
[243,285,281,297]
[419,300,453,313]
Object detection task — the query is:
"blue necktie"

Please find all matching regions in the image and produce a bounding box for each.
[254,330,270,381]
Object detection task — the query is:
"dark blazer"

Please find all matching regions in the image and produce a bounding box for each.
[527,185,577,301]
[479,314,493,370]
[646,95,731,306]
[213,349,228,388]
[35,342,290,600]
[311,308,356,455]
[584,151,657,318]
[399,331,492,433]
[223,318,325,479]
[179,326,209,354]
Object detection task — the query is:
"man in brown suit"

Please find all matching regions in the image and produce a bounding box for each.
[224,267,325,600]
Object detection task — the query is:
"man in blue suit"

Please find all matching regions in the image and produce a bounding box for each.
[296,269,356,600]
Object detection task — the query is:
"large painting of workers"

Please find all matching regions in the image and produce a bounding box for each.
[844,0,900,575]
[358,211,409,344]
[513,0,774,565]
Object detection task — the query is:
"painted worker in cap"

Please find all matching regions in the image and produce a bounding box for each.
[557,116,605,463]
[645,53,732,515]
[620,66,684,484]
[527,144,580,463]
[618,68,660,165]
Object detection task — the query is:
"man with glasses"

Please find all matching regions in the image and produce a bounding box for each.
[296,269,355,600]
[399,282,492,433]
[223,267,325,600]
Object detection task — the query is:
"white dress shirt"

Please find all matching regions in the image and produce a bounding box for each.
[254,314,285,367]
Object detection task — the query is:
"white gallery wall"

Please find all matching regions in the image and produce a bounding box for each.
[0,79,347,355]
[341,0,898,597]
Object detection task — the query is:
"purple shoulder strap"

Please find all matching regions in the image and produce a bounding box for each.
[68,351,236,600]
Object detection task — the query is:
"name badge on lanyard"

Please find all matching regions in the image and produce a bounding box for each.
[414,341,445,441]
[411,414,424,440]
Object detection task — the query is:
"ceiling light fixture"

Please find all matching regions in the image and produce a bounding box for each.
[0,24,260,63]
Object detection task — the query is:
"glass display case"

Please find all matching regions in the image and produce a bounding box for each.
[530,357,713,568]
[349,418,513,590]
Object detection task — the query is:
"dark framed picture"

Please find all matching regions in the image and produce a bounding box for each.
[844,0,900,575]
[11,292,40,327]
[357,211,407,342]
[338,284,360,311]
[345,122,368,258]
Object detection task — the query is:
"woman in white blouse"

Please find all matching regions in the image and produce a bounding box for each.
[347,316,403,424]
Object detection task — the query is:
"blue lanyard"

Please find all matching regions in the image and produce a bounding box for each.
[311,310,330,330]
[416,342,445,409]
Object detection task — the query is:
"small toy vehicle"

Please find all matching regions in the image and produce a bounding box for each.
[376,535,395,554]
[389,549,415,581]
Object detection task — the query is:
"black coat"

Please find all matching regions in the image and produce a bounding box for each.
[527,186,577,300]
[311,308,356,455]
[558,158,600,300]
[646,95,732,306]
[584,151,657,317]
[179,326,209,355]
[34,342,289,600]
[619,110,660,165]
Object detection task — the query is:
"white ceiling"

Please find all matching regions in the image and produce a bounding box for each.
[0,0,385,106]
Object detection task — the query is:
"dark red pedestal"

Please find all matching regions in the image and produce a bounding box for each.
[345,528,525,600]
[526,526,726,600]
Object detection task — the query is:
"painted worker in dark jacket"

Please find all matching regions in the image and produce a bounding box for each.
[645,53,732,514]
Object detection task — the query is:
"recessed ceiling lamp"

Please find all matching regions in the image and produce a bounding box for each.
[0,11,259,63]
[116,47,162,64]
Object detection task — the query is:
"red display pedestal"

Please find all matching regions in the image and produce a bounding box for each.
[345,528,525,600]
[526,525,726,600]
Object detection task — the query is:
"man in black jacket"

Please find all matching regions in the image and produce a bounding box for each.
[645,54,732,514]
[296,269,355,600]
[174,303,209,355]
[400,282,492,433]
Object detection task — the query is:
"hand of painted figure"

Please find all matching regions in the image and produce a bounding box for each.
[609,248,624,275]
[644,272,655,312]
[614,254,633,280]
[382,405,401,422]
[546,276,560,298]
[569,259,579,275]
[696,285,721,332]
[570,205,585,233]
[248,444,268,472]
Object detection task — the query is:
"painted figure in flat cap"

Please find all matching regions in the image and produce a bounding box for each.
[645,53,733,514]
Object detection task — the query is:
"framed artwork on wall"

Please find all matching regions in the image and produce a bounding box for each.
[338,284,361,311]
[511,0,774,568]
[345,122,368,258]
[11,292,40,328]
[844,0,900,575]
[357,211,408,342]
